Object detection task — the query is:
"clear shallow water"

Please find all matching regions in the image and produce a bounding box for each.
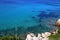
[0,0,60,30]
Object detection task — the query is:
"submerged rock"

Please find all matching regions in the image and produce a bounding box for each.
[37,11,60,19]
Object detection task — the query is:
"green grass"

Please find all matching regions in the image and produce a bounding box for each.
[49,30,60,40]
[0,36,21,40]
[0,31,60,40]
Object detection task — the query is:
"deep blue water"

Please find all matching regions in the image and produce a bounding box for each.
[0,0,60,30]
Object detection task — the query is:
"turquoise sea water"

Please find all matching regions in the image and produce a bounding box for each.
[0,0,60,31]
